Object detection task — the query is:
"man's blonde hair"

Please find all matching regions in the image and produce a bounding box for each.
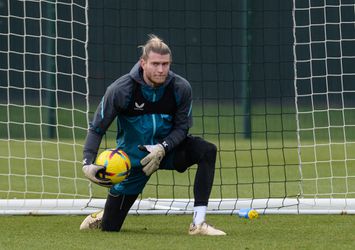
[139,34,172,61]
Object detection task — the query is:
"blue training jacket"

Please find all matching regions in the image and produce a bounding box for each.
[83,62,193,194]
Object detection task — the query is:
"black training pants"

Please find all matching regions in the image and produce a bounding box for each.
[101,135,217,231]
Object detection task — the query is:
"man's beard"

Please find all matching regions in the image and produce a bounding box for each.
[146,75,167,87]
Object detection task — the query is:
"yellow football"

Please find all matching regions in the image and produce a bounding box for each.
[95,149,131,184]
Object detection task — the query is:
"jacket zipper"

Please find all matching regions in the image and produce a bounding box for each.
[151,90,157,144]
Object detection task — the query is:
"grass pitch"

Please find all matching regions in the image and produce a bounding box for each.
[2,104,355,249]
[0,214,355,250]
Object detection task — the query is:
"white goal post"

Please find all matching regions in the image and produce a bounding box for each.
[2,198,355,215]
[1,0,355,215]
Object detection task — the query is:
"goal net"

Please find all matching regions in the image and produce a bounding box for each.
[1,0,355,215]
[293,0,355,203]
[0,0,92,214]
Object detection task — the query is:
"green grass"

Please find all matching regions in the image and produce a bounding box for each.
[0,214,355,250]
[2,97,355,249]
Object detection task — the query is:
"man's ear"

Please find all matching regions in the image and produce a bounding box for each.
[140,58,146,68]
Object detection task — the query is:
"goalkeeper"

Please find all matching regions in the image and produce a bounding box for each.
[80,34,226,236]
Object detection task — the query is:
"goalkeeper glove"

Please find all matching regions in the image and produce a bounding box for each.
[82,164,113,188]
[138,144,165,176]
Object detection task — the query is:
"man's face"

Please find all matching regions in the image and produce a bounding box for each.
[140,52,171,87]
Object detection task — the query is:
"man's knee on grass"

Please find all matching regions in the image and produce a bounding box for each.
[101,193,138,232]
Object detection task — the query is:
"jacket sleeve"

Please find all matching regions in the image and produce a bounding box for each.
[82,85,119,165]
[82,73,136,164]
[160,76,193,152]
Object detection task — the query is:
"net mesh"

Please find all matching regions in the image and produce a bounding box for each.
[2,0,355,214]
[0,0,90,199]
